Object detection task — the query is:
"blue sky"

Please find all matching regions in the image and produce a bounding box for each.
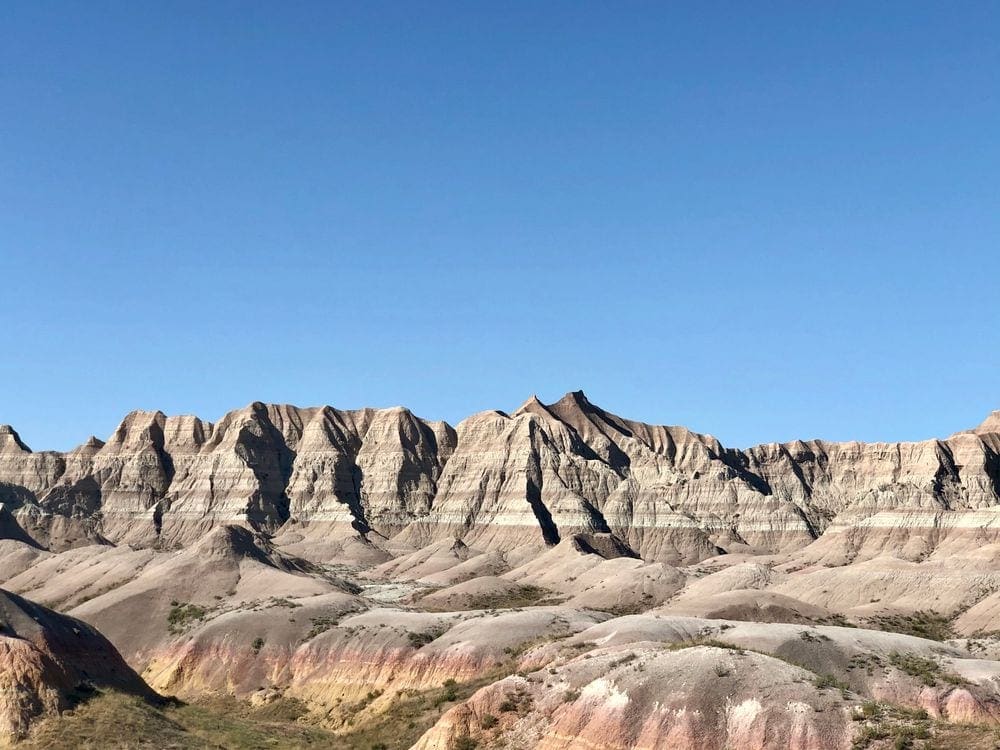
[2,2,999,451]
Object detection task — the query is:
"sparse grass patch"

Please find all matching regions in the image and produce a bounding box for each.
[166,602,208,634]
[304,615,338,641]
[813,673,849,691]
[480,713,498,729]
[799,630,832,643]
[813,613,855,628]
[866,611,955,641]
[849,701,933,750]
[417,585,553,612]
[21,690,340,749]
[888,651,967,687]
[666,637,746,654]
[336,670,511,749]
[408,627,446,648]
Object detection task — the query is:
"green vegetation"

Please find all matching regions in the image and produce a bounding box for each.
[496,686,534,716]
[22,691,338,749]
[465,584,550,610]
[336,672,509,749]
[166,602,208,633]
[24,670,511,750]
[846,652,885,677]
[304,615,338,641]
[268,597,301,609]
[665,637,746,654]
[433,679,459,706]
[407,627,446,648]
[813,673,850,691]
[415,584,554,612]
[479,713,498,729]
[850,702,933,750]
[812,613,855,628]
[888,651,967,687]
[799,629,832,643]
[865,611,955,641]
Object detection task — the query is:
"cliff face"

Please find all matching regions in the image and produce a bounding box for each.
[3,393,1000,563]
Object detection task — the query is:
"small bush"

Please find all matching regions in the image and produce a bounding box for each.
[888,651,966,687]
[439,679,459,703]
[866,610,954,641]
[304,616,338,641]
[813,673,849,691]
[480,714,498,729]
[251,637,265,654]
[166,603,208,633]
[408,628,444,648]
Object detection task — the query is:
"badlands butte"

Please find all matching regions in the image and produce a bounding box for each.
[7,394,1000,748]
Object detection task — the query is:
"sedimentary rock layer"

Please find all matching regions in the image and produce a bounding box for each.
[3,393,1000,564]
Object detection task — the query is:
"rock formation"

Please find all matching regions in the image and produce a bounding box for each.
[0,589,152,743]
[4,393,1000,566]
[10,396,1000,748]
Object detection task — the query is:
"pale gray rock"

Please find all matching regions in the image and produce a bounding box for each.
[3,394,1000,565]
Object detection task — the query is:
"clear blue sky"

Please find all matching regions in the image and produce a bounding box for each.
[2,2,999,451]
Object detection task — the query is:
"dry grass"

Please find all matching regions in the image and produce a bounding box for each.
[22,692,336,749]
[336,672,508,749]
[864,611,955,642]
[21,658,521,750]
[414,584,553,612]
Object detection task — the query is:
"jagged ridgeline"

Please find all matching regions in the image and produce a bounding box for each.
[3,391,1000,563]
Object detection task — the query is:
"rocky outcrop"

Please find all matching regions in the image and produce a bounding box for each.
[411,612,1000,749]
[413,644,859,750]
[0,589,152,743]
[4,393,1000,564]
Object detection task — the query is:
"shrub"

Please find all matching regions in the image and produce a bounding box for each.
[866,610,954,641]
[166,603,208,633]
[408,628,444,648]
[888,651,966,687]
[813,673,849,691]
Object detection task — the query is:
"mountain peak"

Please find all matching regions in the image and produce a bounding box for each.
[514,394,550,417]
[973,410,1000,435]
[0,425,30,454]
[554,390,592,409]
[74,435,106,453]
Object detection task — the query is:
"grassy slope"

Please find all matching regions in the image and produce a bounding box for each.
[20,676,496,750]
